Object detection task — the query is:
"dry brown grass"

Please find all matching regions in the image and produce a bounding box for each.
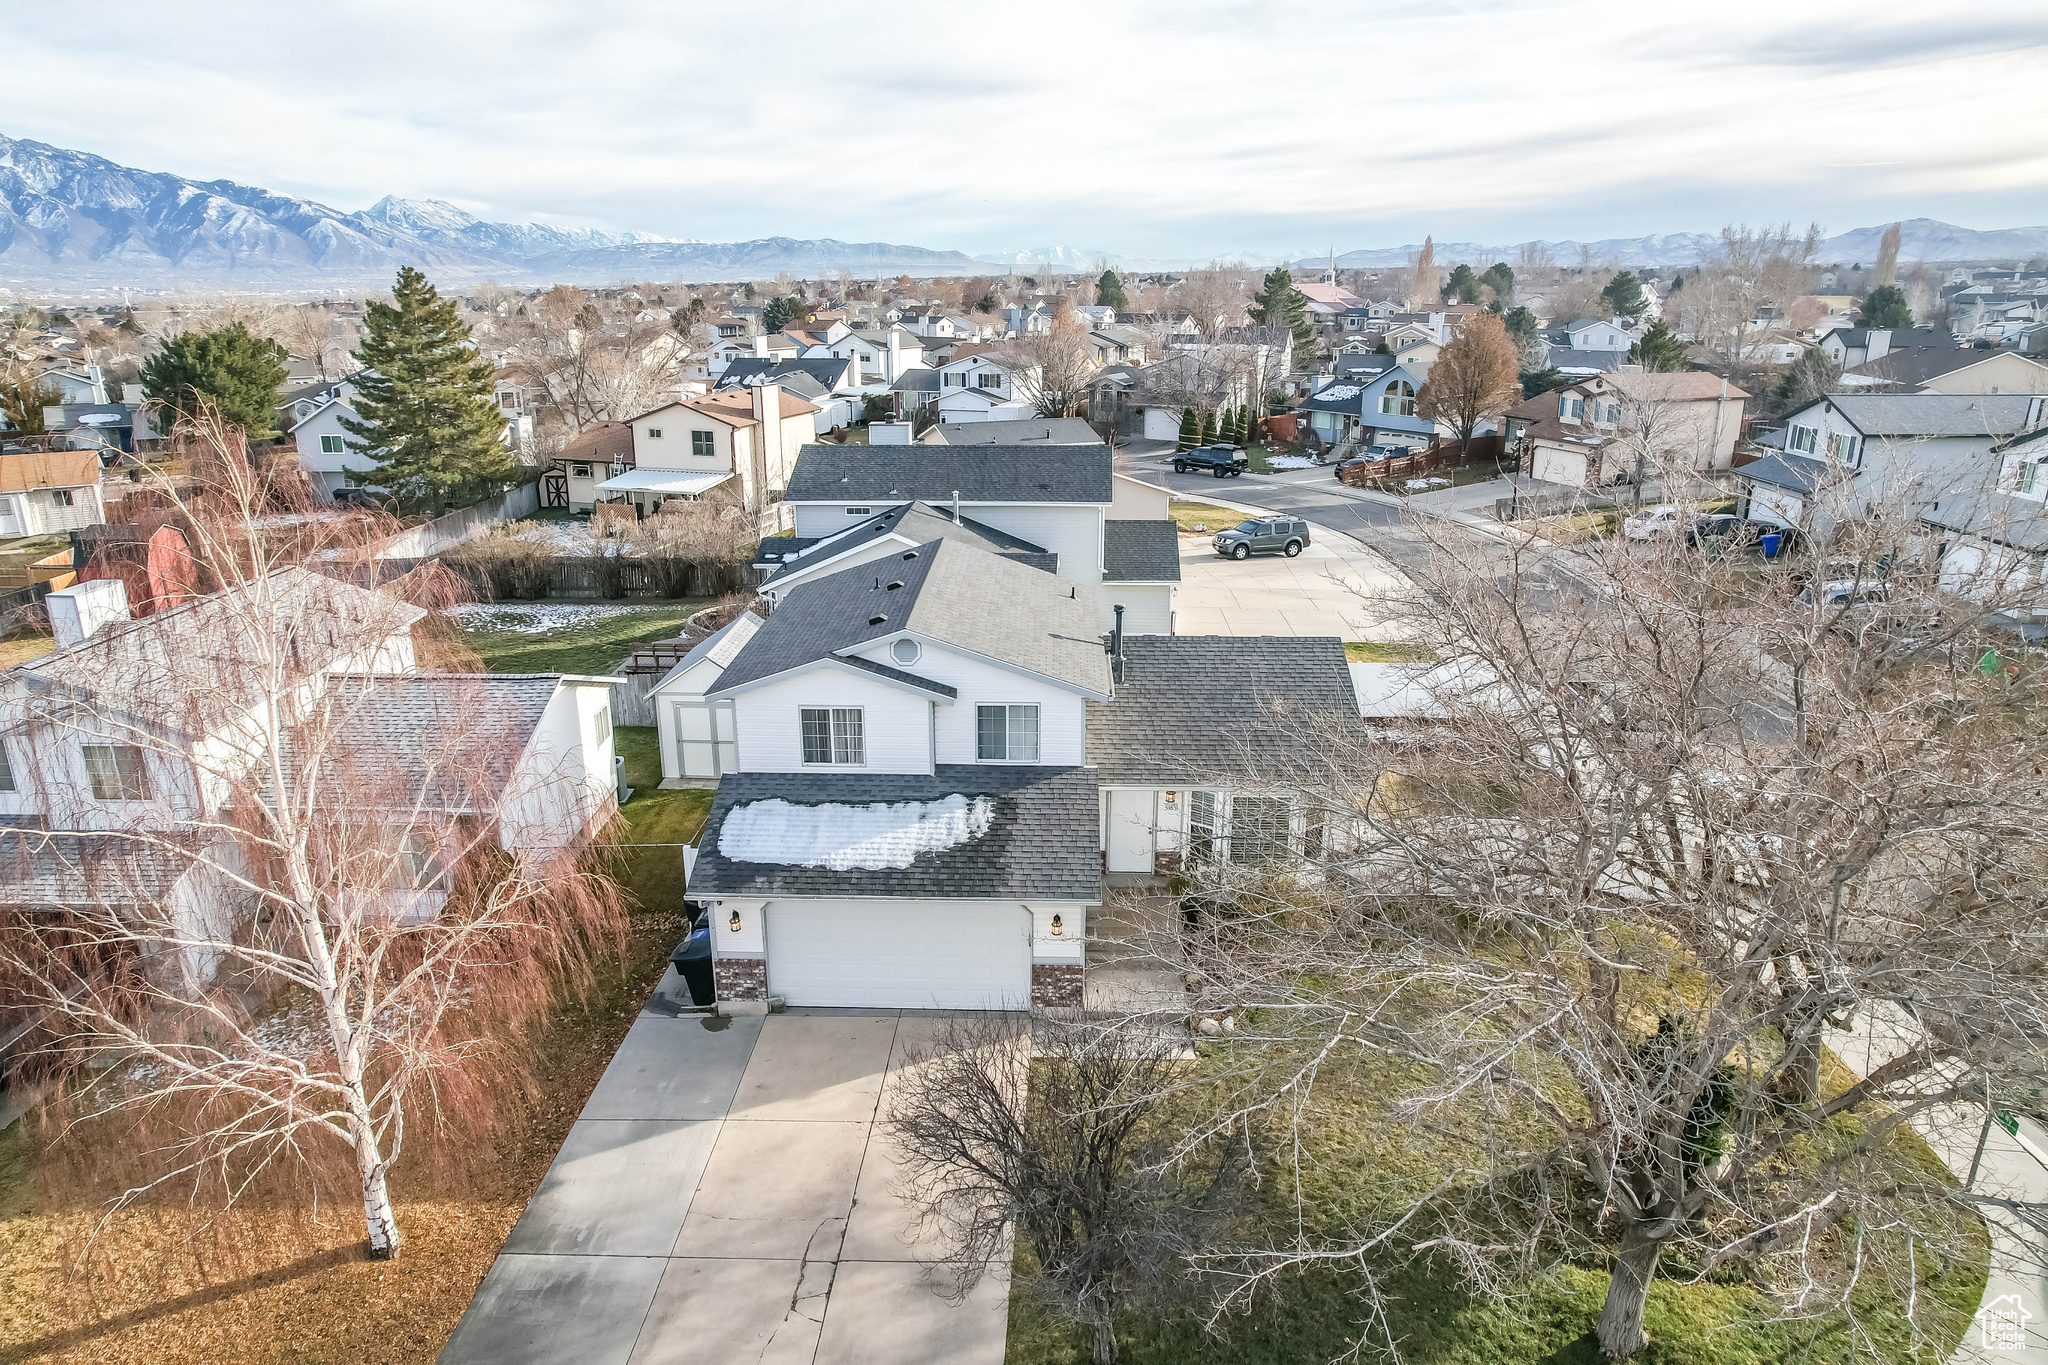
[0,904,684,1364]
[0,635,54,670]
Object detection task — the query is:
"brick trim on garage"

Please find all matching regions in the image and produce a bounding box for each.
[715,957,767,1001]
[1032,963,1083,1010]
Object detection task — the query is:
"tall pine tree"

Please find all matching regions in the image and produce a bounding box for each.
[1095,269,1130,312]
[342,267,517,511]
[1250,267,1315,353]
[1178,407,1199,451]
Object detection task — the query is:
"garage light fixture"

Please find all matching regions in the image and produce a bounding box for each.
[1049,913,1064,936]
[728,909,743,933]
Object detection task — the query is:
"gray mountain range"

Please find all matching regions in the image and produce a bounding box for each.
[1290,219,2048,274]
[0,134,985,286]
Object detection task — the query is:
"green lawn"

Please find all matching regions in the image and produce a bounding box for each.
[453,603,707,677]
[613,726,712,907]
[1343,640,1437,663]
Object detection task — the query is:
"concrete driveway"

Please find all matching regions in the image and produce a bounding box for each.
[1171,524,1404,639]
[442,1006,1012,1365]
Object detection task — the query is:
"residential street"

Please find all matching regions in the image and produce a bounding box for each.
[442,1000,1014,1365]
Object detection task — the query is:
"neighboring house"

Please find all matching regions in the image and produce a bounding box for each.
[670,536,1358,1011]
[0,570,620,985]
[1953,294,2042,346]
[889,367,941,417]
[1818,326,1956,369]
[0,449,105,536]
[292,395,369,498]
[714,356,863,431]
[1505,371,1749,489]
[1543,347,1629,376]
[1741,393,2048,535]
[775,442,1179,631]
[932,383,1037,424]
[1840,347,2048,394]
[27,366,105,406]
[1298,365,1435,452]
[820,327,926,384]
[611,386,818,525]
[1916,422,2048,609]
[541,421,635,512]
[40,404,141,456]
[1540,319,1630,356]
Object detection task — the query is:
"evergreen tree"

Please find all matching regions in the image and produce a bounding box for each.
[1860,285,1914,330]
[1478,262,1515,302]
[1177,407,1199,451]
[1627,319,1692,373]
[1373,339,1393,355]
[1195,410,1213,446]
[139,322,289,437]
[1236,404,1252,446]
[1095,269,1130,312]
[341,266,517,512]
[1444,263,1481,304]
[1601,270,1648,319]
[1519,367,1566,400]
[1772,347,1842,415]
[1249,267,1315,352]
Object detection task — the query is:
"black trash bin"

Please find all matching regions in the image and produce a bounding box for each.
[670,912,715,1007]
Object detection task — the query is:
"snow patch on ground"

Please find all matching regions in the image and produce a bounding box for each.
[443,601,674,634]
[720,794,996,870]
[1265,455,1320,470]
[1405,477,1452,491]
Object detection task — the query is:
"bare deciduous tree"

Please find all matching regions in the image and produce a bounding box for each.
[1416,312,1522,448]
[1116,491,2046,1358]
[889,1014,1238,1365]
[1,413,625,1260]
[997,301,1100,418]
[1672,222,1822,388]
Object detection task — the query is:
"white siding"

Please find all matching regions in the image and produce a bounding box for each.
[730,670,934,774]
[963,504,1103,581]
[1097,582,1173,635]
[844,639,1089,766]
[1110,475,1171,519]
[501,682,616,850]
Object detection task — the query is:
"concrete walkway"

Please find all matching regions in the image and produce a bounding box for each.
[442,1003,1011,1364]
[1838,1006,2048,1361]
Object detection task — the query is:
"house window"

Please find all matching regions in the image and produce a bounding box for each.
[82,744,148,801]
[571,462,592,478]
[1380,381,1415,416]
[892,637,921,665]
[51,489,74,506]
[1188,790,1218,861]
[1561,396,1585,421]
[800,708,865,765]
[647,427,663,439]
[499,391,518,410]
[691,430,716,457]
[383,825,447,892]
[2022,461,2043,495]
[593,703,612,750]
[320,434,346,454]
[845,506,871,516]
[945,373,965,387]
[977,373,1001,388]
[1228,796,1292,866]
[1825,432,1859,464]
[1788,425,1819,454]
[976,705,1040,762]
[0,740,13,793]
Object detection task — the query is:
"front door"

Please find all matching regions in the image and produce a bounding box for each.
[1106,789,1154,873]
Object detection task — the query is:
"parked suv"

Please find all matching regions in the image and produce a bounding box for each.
[1214,517,1311,559]
[1174,445,1248,477]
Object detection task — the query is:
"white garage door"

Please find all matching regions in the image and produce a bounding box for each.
[1531,445,1587,487]
[765,900,1032,1009]
[1143,407,1181,442]
[1747,486,1804,528]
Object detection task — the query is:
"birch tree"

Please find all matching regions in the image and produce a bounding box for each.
[0,412,624,1259]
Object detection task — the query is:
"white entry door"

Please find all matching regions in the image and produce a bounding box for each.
[0,496,21,538]
[765,900,1031,1009]
[1105,789,1154,874]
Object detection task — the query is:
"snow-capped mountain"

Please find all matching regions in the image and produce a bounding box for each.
[0,134,985,285]
[972,246,1124,270]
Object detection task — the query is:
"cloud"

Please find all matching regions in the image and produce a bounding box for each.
[5,0,2047,261]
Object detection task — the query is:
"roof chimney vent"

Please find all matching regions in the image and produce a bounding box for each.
[1109,604,1126,685]
[868,614,887,626]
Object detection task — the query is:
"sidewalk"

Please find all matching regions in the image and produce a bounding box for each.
[1837,1005,2048,1362]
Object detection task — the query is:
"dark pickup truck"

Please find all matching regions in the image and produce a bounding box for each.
[1172,445,1248,477]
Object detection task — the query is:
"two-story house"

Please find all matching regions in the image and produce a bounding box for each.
[609,385,818,526]
[1298,363,1436,454]
[670,537,1363,1012]
[931,348,1042,422]
[0,571,621,987]
[1741,393,2048,537]
[714,355,863,431]
[815,327,926,385]
[768,442,1180,632]
[1504,370,1748,488]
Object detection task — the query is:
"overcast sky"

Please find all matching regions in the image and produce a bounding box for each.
[13,0,2048,262]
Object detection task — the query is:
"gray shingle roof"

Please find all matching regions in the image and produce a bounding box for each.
[690,764,1101,900]
[1102,521,1182,583]
[1813,394,2048,437]
[783,443,1114,505]
[714,356,854,393]
[1087,636,1361,784]
[932,418,1102,445]
[761,502,1057,586]
[1843,348,2031,388]
[713,537,1112,699]
[1738,453,1850,493]
[283,673,560,810]
[0,831,199,908]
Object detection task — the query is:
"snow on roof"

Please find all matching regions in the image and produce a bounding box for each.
[718,794,995,871]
